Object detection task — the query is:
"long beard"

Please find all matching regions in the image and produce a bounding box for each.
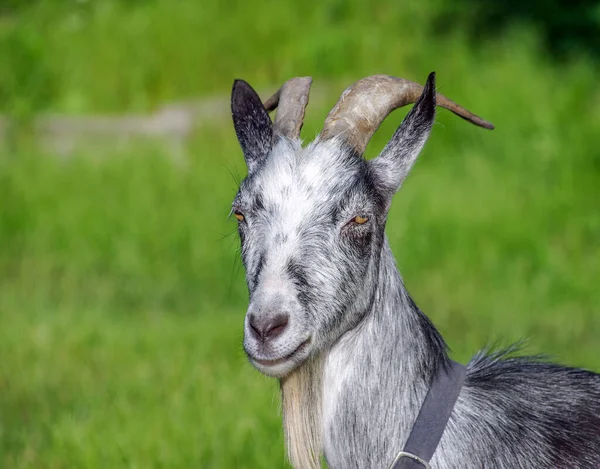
[280,354,324,469]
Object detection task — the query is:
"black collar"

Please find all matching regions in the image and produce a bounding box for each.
[389,360,466,469]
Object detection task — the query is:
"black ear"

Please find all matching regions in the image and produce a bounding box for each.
[231,79,274,174]
[369,72,436,197]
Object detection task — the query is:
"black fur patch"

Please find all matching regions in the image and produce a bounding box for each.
[251,252,266,290]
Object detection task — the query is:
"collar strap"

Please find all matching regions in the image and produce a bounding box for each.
[390,360,466,469]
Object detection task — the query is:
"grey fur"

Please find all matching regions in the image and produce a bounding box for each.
[230,74,600,469]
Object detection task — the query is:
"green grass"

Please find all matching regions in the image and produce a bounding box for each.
[0,309,286,468]
[1,0,600,467]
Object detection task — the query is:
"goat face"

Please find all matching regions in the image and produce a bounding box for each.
[230,74,482,377]
[232,136,388,377]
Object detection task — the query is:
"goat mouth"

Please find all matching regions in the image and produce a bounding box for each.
[250,338,312,368]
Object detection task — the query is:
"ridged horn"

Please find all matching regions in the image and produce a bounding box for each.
[320,74,494,155]
[263,77,312,140]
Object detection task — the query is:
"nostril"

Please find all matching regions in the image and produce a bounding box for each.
[266,314,289,340]
[248,314,262,340]
[248,313,289,341]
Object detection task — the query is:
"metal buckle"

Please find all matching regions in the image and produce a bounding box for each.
[388,451,431,469]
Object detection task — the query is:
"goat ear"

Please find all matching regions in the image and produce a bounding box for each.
[369,72,436,197]
[231,79,273,173]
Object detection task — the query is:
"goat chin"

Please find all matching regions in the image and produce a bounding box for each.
[281,354,324,469]
[248,337,314,378]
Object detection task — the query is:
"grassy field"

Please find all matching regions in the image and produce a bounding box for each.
[1,1,600,467]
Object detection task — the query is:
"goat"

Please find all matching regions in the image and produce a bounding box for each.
[230,73,600,469]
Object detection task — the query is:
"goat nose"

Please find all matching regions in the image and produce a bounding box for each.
[249,314,289,341]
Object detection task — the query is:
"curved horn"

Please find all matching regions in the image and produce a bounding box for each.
[320,74,494,155]
[263,77,312,140]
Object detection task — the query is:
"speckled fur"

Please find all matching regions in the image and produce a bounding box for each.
[230,76,600,469]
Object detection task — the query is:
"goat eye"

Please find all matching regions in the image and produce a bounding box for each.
[353,215,369,225]
[234,212,245,222]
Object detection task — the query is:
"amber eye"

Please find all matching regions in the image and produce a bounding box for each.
[353,215,369,224]
[234,212,245,222]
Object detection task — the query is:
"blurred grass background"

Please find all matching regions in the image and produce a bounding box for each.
[1,0,599,467]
